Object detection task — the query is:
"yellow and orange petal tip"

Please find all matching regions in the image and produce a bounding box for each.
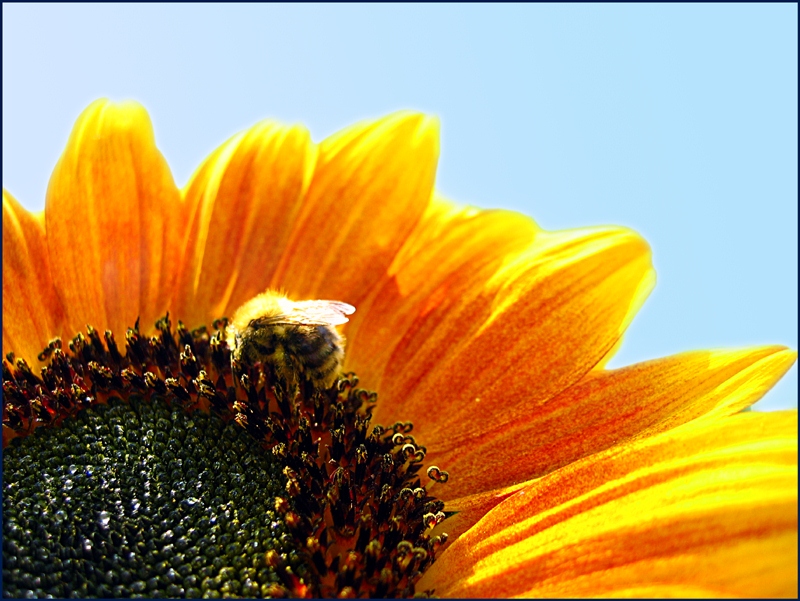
[171,118,317,326]
[44,98,182,341]
[271,111,440,305]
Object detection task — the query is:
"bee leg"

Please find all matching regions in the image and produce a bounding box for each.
[300,377,316,400]
[273,377,296,420]
[230,358,244,389]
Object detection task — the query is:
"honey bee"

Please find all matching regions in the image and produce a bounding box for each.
[226,290,355,391]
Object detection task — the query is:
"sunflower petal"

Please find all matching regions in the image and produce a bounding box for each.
[44,99,182,338]
[438,480,529,543]
[2,191,66,363]
[345,195,539,389]
[369,226,655,468]
[270,112,439,306]
[422,411,798,598]
[171,121,316,326]
[434,345,796,499]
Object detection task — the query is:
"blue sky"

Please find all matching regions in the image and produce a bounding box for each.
[3,4,797,410]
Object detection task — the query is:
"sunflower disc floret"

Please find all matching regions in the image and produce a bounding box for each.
[2,315,450,598]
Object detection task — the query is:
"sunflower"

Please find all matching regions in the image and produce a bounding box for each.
[2,99,796,598]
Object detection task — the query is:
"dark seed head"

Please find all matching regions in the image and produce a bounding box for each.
[3,315,451,597]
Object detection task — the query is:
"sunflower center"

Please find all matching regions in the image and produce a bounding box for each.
[2,316,450,598]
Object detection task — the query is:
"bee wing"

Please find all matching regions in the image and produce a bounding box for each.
[258,300,355,327]
[290,300,355,326]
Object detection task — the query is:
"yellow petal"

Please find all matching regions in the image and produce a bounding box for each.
[433,345,796,500]
[45,99,182,338]
[2,191,66,363]
[345,195,539,389]
[422,411,798,598]
[369,226,655,477]
[594,584,739,598]
[171,121,316,327]
[270,112,439,307]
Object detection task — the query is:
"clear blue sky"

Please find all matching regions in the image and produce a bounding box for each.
[3,4,796,410]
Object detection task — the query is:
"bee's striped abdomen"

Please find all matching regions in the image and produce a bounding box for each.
[284,325,344,387]
[234,322,345,390]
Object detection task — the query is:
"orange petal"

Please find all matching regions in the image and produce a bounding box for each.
[368,226,654,475]
[422,411,798,598]
[345,195,539,389]
[45,99,183,338]
[438,480,529,543]
[2,191,66,363]
[171,121,316,327]
[270,112,439,307]
[433,345,796,500]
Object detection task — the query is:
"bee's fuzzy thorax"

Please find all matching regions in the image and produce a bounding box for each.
[230,290,289,331]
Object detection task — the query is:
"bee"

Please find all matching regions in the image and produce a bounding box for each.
[225,290,355,391]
